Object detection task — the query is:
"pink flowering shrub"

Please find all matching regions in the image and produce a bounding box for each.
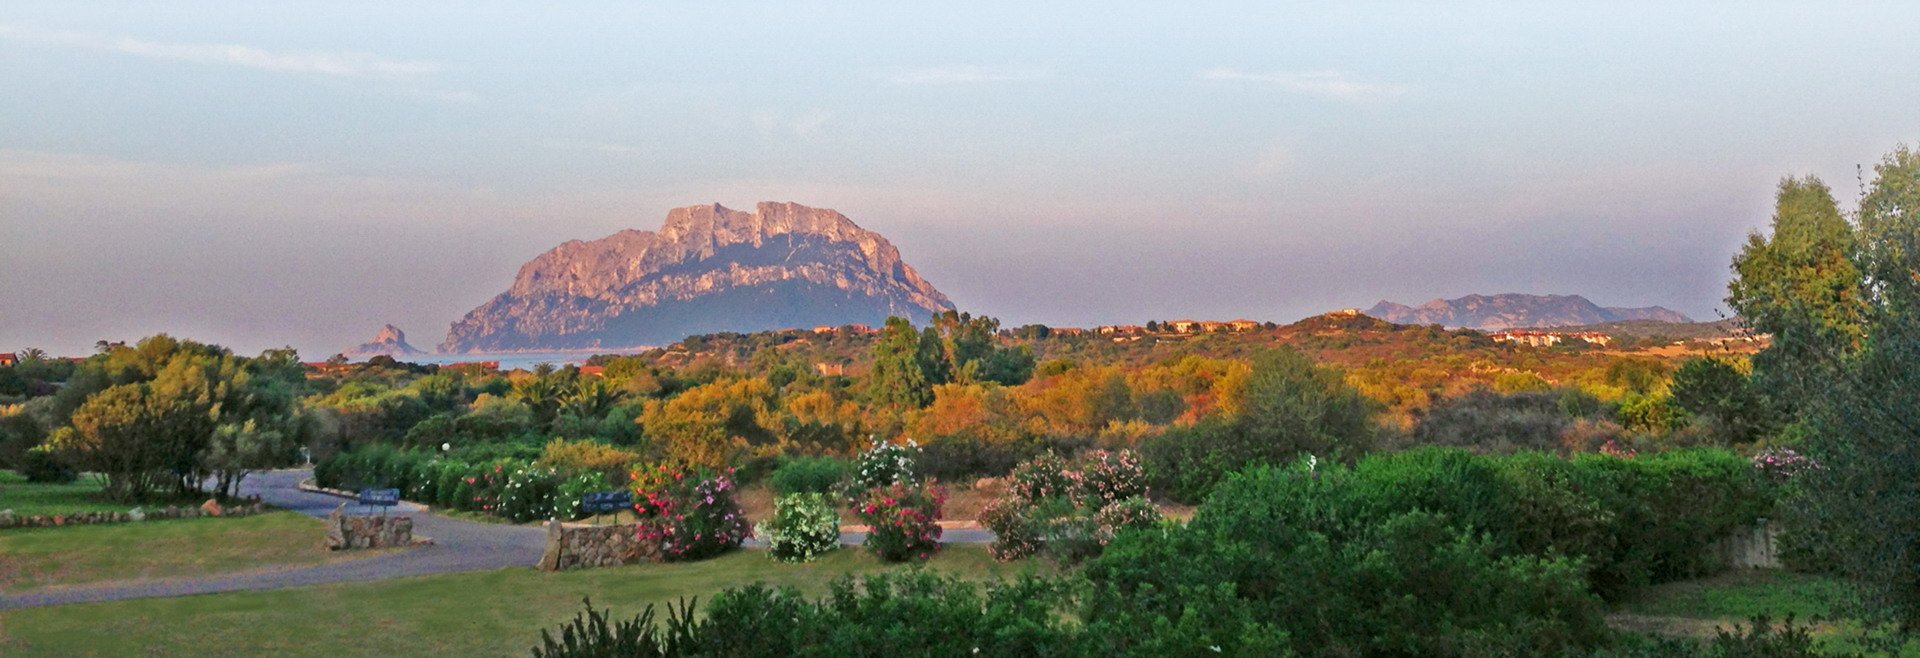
[1751,447,1818,483]
[853,482,945,562]
[984,450,1159,562]
[630,463,752,561]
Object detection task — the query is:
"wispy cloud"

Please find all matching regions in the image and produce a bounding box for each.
[1200,68,1409,101]
[883,65,1049,85]
[0,23,441,78]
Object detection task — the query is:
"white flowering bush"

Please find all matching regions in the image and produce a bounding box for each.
[984,449,1157,562]
[852,439,920,491]
[757,492,842,563]
[499,465,561,523]
[552,471,610,521]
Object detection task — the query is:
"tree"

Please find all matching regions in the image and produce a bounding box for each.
[1668,357,1769,444]
[47,384,171,501]
[868,317,933,408]
[1234,347,1377,459]
[1732,146,1920,631]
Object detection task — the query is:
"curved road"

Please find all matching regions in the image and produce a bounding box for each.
[1,469,992,610]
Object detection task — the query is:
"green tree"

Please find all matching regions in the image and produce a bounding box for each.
[868,317,933,408]
[1728,176,1868,403]
[1234,347,1377,459]
[1668,357,1769,444]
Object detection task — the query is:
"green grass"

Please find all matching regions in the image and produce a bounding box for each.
[0,511,369,591]
[1616,569,1858,620]
[0,545,1037,657]
[0,470,209,516]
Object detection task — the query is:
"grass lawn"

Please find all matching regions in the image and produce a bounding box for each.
[0,511,369,591]
[1611,569,1920,657]
[0,544,1038,657]
[0,470,212,516]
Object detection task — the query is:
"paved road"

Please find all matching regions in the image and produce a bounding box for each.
[1,470,994,610]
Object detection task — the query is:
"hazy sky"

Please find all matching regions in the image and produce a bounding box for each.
[3,2,1916,358]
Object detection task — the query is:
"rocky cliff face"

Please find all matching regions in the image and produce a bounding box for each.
[343,324,426,358]
[1363,294,1692,330]
[442,202,955,352]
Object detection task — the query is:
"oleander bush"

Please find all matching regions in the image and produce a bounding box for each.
[756,492,841,562]
[983,449,1159,562]
[851,481,944,562]
[630,463,751,561]
[500,464,561,522]
[553,471,610,521]
[850,439,918,491]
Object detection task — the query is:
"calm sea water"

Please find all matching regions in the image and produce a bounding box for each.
[392,350,650,371]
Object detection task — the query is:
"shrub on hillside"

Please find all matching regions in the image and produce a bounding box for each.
[852,481,944,562]
[756,492,841,563]
[767,456,848,496]
[1411,387,1612,453]
[630,464,751,561]
[917,434,1037,481]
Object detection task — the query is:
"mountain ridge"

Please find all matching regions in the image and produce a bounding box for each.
[1362,293,1692,330]
[441,202,954,352]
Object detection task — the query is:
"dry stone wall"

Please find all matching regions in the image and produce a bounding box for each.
[538,521,662,571]
[325,506,415,550]
[1,499,267,530]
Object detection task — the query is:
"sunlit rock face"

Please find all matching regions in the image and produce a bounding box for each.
[442,202,954,352]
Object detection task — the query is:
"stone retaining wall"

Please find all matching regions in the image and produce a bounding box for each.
[0,499,267,530]
[1714,519,1783,569]
[325,506,415,550]
[538,521,662,571]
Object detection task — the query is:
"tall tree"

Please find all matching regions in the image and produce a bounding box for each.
[868,317,933,408]
[1728,176,1868,402]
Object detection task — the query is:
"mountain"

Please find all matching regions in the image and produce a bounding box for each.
[442,202,955,352]
[1362,294,1692,330]
[343,324,426,358]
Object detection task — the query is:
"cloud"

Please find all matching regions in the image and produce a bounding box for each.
[1200,68,1409,101]
[883,65,1049,85]
[0,23,441,78]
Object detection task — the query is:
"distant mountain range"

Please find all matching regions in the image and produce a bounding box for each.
[1363,294,1693,330]
[440,202,954,353]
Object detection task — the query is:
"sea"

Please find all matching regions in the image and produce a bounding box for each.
[390,349,652,371]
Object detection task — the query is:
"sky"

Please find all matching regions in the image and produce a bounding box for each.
[2,2,1917,358]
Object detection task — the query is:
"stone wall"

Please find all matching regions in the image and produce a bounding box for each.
[0,499,267,530]
[538,521,662,571]
[1714,519,1783,569]
[325,506,415,550]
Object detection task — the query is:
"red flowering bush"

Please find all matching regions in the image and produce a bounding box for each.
[630,463,752,561]
[853,482,945,562]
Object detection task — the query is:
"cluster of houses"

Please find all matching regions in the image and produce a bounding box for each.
[1086,319,1266,340]
[0,353,15,368]
[809,324,878,336]
[1487,330,1613,348]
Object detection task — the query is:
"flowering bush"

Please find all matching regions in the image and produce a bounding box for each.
[630,464,752,561]
[852,439,919,492]
[553,470,610,521]
[1599,439,1638,459]
[757,492,841,562]
[1077,449,1149,506]
[984,450,1156,562]
[1751,447,1818,483]
[853,482,945,562]
[500,465,561,522]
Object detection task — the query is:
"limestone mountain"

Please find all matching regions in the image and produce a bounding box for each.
[1362,294,1692,330]
[442,202,955,352]
[343,324,427,358]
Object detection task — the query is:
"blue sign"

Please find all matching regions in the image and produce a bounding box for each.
[357,488,400,507]
[580,490,632,515]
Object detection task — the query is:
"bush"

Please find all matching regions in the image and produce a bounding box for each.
[917,434,1037,481]
[851,481,944,561]
[553,471,610,522]
[538,438,641,486]
[1086,465,1611,657]
[983,450,1158,562]
[631,464,751,561]
[500,465,561,523]
[21,446,76,483]
[850,439,918,491]
[767,456,848,496]
[756,492,841,563]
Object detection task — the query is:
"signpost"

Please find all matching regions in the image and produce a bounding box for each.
[357,488,400,516]
[580,490,632,524]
